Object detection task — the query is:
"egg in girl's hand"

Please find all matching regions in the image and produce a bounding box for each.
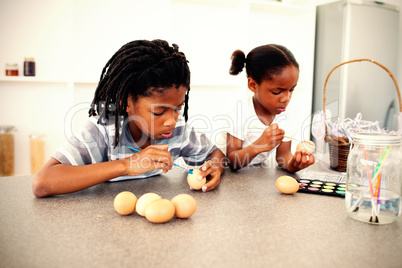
[187,169,206,190]
[171,194,197,218]
[114,191,137,215]
[296,140,316,154]
[275,176,299,194]
[145,199,175,223]
[136,193,162,216]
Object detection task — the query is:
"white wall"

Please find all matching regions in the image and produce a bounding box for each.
[1,0,400,175]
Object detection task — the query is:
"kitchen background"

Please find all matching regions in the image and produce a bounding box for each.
[1,0,401,175]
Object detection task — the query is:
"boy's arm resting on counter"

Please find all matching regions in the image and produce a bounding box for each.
[32,144,174,198]
[32,157,129,198]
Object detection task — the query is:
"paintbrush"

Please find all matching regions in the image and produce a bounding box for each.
[348,146,391,223]
[369,147,390,223]
[348,154,388,216]
[127,146,192,173]
[348,146,374,214]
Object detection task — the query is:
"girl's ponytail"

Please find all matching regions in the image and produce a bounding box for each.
[229,50,246,75]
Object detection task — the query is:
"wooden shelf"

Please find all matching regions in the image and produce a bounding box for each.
[0,76,245,88]
[73,81,99,85]
[0,76,69,83]
[0,77,102,86]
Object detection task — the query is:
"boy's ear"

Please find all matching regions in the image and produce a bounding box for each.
[248,77,257,93]
[125,96,133,113]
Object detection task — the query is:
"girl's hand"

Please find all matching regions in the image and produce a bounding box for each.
[196,159,222,192]
[126,144,173,176]
[253,124,285,153]
[287,150,315,173]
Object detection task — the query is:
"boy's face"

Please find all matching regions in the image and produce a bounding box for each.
[248,65,299,117]
[126,85,187,145]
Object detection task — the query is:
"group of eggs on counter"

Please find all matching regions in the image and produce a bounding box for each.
[113,141,315,223]
[113,169,205,223]
[114,191,197,223]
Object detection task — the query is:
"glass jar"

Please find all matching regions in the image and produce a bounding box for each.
[0,126,16,176]
[24,57,35,76]
[5,63,19,76]
[345,133,402,224]
[29,133,45,174]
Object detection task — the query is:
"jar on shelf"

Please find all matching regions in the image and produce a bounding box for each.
[24,57,35,76]
[5,63,19,76]
[29,133,45,174]
[0,126,16,176]
[345,133,402,224]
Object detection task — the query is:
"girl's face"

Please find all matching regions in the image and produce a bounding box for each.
[126,85,187,145]
[248,65,299,120]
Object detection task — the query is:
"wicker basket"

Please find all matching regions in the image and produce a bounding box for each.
[323,59,402,172]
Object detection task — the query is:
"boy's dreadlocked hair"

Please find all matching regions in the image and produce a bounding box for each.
[88,39,191,147]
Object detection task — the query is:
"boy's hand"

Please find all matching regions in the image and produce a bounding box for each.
[197,160,222,192]
[287,150,315,173]
[126,144,173,176]
[253,124,285,153]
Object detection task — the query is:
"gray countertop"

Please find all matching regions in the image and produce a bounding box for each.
[1,162,401,268]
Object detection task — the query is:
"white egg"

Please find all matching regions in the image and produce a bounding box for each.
[136,193,162,217]
[187,169,206,190]
[296,140,316,154]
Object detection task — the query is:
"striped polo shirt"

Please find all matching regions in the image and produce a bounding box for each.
[52,115,217,181]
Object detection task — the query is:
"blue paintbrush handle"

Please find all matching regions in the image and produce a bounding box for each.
[173,163,189,171]
[127,146,140,152]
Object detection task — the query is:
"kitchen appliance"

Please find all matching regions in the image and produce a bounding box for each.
[312,0,400,131]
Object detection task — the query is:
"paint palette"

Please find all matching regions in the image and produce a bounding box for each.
[297,170,347,197]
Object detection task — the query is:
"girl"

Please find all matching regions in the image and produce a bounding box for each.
[226,44,314,171]
[33,39,224,197]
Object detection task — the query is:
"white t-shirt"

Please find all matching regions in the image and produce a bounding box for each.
[222,95,295,166]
